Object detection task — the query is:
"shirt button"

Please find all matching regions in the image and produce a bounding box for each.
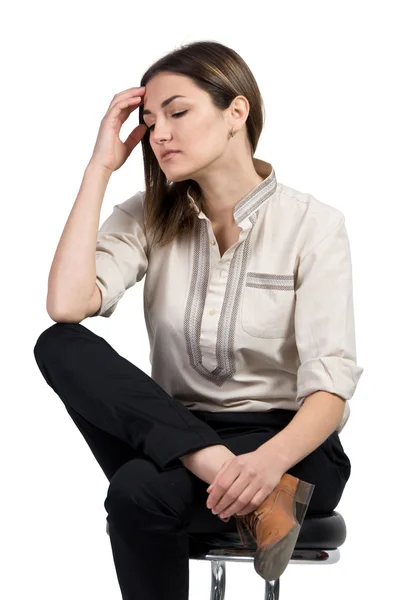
[210,239,216,245]
[209,309,216,316]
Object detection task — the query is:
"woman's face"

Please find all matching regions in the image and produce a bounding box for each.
[142,72,232,183]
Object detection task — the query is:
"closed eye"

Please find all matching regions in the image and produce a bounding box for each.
[147,110,188,132]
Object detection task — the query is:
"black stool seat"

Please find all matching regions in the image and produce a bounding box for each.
[105,511,346,598]
[188,511,346,558]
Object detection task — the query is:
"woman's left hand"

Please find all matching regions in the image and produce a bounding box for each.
[206,448,286,519]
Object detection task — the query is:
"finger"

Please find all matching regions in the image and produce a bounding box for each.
[207,468,240,510]
[222,482,264,518]
[104,98,145,141]
[115,85,146,97]
[124,123,148,154]
[213,473,249,514]
[108,86,146,110]
[235,488,266,517]
[106,90,145,118]
[206,459,235,508]
[221,500,252,519]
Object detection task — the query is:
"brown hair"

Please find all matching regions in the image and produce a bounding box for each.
[138,40,265,248]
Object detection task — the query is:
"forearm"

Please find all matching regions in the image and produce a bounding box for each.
[256,391,346,472]
[47,161,112,320]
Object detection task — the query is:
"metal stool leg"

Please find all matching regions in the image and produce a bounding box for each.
[265,578,280,600]
[209,559,280,599]
[210,560,226,600]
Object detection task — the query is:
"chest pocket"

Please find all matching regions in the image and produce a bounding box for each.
[241,272,296,339]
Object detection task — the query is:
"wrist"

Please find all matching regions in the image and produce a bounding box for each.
[255,439,291,474]
[85,160,113,180]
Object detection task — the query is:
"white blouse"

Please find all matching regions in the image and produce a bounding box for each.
[90,157,363,433]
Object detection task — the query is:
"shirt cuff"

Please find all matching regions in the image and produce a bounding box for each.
[296,356,364,432]
[296,356,363,404]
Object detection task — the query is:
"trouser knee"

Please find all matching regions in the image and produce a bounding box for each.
[33,323,81,362]
[105,458,189,532]
[33,322,75,361]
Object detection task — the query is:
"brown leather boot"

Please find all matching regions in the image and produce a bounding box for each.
[230,473,315,581]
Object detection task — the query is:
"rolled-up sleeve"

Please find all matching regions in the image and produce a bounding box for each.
[90,194,148,318]
[294,216,364,409]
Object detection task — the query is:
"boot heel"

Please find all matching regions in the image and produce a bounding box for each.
[295,479,314,504]
[294,480,315,525]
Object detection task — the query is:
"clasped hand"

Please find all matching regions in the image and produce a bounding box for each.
[206,448,286,520]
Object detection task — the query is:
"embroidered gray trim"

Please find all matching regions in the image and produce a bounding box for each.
[183,213,258,386]
[187,165,277,226]
[246,273,294,290]
[183,166,278,385]
[234,173,277,224]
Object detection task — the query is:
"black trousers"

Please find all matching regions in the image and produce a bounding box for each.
[33,322,351,600]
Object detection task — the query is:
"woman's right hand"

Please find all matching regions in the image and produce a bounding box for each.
[89,86,148,173]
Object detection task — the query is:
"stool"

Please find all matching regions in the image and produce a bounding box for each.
[105,511,346,599]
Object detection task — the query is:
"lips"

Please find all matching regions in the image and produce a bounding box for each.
[161,150,181,161]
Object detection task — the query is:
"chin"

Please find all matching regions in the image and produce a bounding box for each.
[162,167,192,184]
[169,174,191,183]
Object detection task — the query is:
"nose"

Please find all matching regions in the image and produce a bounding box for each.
[151,124,172,145]
[154,132,172,146]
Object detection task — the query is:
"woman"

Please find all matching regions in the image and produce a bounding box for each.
[34,40,363,599]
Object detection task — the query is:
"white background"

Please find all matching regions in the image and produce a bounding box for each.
[2,0,396,598]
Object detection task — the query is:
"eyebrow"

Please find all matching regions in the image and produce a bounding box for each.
[143,95,187,116]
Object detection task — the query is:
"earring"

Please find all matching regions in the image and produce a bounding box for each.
[230,126,235,138]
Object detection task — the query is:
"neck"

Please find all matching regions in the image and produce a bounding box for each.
[194,157,264,225]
